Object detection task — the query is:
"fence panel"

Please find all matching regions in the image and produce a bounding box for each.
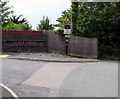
[47,32,66,53]
[68,36,98,58]
[2,31,48,52]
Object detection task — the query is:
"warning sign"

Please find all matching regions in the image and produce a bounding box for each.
[64,18,71,34]
[64,18,71,24]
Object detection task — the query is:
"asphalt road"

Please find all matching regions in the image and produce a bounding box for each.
[1,59,118,97]
[0,85,13,97]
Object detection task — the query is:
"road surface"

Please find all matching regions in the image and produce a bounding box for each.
[0,85,13,97]
[1,59,118,97]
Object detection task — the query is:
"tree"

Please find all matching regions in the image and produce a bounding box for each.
[72,2,79,35]
[0,0,13,27]
[55,9,72,34]
[37,16,54,31]
[9,14,28,24]
[72,2,120,59]
[0,0,32,31]
[2,21,32,31]
[56,2,120,59]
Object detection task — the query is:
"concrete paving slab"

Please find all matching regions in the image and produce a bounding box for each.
[22,63,85,88]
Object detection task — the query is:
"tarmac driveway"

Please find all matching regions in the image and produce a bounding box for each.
[1,59,118,97]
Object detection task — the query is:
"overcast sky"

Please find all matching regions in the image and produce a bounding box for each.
[9,0,71,30]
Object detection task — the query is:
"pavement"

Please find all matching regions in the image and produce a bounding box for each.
[1,52,99,63]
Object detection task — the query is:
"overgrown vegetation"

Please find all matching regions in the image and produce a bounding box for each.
[73,2,120,60]
[56,2,120,60]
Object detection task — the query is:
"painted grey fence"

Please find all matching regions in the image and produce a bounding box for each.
[47,32,98,58]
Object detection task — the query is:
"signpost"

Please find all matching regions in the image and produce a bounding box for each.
[64,18,71,55]
[64,18,71,35]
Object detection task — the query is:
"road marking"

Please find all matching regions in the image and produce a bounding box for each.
[0,83,19,98]
[0,55,9,58]
[22,63,85,88]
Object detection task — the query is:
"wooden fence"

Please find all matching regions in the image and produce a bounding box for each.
[47,32,98,58]
[2,31,98,58]
[47,32,66,53]
[2,31,48,52]
[68,36,98,58]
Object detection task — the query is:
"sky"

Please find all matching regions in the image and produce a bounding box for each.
[9,0,71,30]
